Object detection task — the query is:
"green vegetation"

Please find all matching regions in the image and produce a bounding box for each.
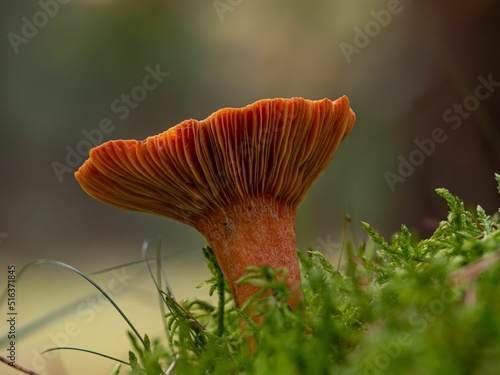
[3,175,500,375]
[116,174,500,374]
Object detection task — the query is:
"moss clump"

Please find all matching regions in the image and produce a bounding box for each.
[122,174,500,375]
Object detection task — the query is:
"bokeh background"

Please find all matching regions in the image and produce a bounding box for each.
[1,0,499,373]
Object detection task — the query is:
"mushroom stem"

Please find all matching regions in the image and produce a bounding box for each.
[195,196,302,310]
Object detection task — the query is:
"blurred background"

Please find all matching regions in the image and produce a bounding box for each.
[1,0,499,373]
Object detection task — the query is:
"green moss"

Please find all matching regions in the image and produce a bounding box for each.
[120,175,500,374]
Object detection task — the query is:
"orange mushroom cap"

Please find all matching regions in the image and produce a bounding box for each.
[75,96,355,309]
[76,97,354,224]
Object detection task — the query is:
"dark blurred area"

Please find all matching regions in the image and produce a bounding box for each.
[1,0,499,268]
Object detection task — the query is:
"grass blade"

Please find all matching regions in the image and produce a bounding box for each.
[0,259,150,353]
[42,346,129,366]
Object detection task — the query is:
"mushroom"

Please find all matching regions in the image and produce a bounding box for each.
[75,96,355,313]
